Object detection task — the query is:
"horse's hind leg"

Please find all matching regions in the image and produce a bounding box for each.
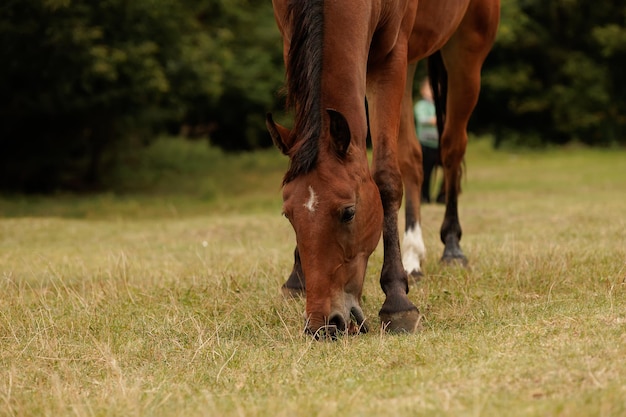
[399,62,426,282]
[439,10,497,264]
[281,246,305,297]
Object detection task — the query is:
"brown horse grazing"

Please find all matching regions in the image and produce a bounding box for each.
[267,0,500,337]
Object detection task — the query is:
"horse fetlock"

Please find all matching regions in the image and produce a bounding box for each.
[379,285,417,312]
[440,219,462,244]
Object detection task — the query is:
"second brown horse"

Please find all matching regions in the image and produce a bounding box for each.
[267,0,500,337]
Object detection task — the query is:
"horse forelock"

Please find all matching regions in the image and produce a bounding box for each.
[283,0,324,185]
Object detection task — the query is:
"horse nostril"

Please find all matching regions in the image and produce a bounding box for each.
[350,306,369,334]
[328,313,347,333]
[304,314,350,340]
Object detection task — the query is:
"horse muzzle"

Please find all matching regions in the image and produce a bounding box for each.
[305,304,369,340]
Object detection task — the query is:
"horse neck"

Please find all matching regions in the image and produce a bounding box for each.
[284,0,371,180]
[318,7,370,151]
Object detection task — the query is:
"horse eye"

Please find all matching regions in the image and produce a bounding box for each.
[340,206,356,223]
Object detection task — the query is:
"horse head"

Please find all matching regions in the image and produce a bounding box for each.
[267,109,383,338]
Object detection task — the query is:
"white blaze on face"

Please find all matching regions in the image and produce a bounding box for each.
[304,186,318,213]
[402,224,426,274]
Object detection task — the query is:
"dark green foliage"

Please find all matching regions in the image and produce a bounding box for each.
[0,0,283,192]
[1,0,624,192]
[176,0,284,151]
[474,1,626,147]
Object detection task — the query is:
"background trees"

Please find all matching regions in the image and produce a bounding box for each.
[0,0,624,192]
[0,0,283,191]
[475,1,626,147]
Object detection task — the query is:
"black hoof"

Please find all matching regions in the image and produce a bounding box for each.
[441,253,468,267]
[378,290,421,333]
[407,269,423,285]
[441,243,468,267]
[379,308,421,333]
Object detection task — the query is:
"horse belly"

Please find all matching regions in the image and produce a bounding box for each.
[407,0,472,61]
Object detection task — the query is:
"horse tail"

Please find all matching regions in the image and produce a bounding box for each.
[428,50,465,187]
[427,50,447,149]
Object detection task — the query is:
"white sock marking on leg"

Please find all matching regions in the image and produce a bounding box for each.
[402,224,426,274]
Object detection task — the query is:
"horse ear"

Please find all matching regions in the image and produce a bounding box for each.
[327,109,351,158]
[266,113,291,155]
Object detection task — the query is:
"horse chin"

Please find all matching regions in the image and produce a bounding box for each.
[305,321,341,340]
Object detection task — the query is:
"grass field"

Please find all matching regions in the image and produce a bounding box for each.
[1,138,625,416]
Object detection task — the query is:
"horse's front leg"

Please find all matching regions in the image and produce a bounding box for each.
[367,54,420,333]
[438,48,485,265]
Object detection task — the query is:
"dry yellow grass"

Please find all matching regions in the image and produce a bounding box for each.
[1,140,625,416]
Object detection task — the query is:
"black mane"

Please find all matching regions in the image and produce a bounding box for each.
[283,0,324,184]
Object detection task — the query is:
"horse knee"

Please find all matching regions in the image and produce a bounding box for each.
[373,169,403,210]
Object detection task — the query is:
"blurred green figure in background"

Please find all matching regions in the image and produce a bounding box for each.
[414,77,444,204]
